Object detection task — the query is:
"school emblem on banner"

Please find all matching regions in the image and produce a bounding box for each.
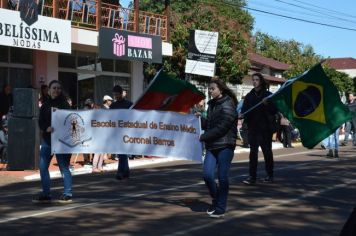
[58,112,92,147]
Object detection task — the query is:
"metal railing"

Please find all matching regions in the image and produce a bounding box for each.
[1,0,168,41]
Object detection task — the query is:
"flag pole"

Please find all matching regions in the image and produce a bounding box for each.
[130,68,163,109]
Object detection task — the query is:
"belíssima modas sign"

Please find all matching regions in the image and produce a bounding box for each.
[0,8,71,53]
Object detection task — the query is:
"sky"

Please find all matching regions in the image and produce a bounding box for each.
[246,0,356,59]
[120,0,131,8]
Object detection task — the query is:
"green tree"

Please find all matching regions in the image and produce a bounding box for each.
[140,0,253,84]
[253,31,321,78]
[253,31,354,93]
[323,66,354,94]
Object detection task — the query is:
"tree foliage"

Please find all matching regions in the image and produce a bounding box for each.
[140,0,254,84]
[253,31,354,93]
[323,66,354,93]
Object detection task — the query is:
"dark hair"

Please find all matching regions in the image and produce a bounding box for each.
[113,85,123,93]
[251,72,268,91]
[209,79,238,106]
[84,98,94,106]
[48,80,66,101]
[2,84,10,92]
[48,80,62,89]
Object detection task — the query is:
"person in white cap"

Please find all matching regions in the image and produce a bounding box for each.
[102,95,113,109]
[92,95,113,173]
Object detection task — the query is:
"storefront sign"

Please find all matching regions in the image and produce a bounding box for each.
[185,30,219,77]
[99,28,162,63]
[51,109,202,162]
[0,8,71,53]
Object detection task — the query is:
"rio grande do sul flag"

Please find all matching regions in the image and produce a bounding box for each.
[269,63,355,149]
[132,70,205,113]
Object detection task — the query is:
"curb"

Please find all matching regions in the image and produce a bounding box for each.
[24,141,301,181]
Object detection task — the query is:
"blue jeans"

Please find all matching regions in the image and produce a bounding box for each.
[203,148,234,213]
[116,154,129,177]
[326,128,340,149]
[343,122,356,144]
[39,141,72,197]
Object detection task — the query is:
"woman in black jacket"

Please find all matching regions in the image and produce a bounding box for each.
[199,79,238,218]
[33,80,72,204]
[241,73,277,185]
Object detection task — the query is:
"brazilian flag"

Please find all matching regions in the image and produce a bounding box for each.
[270,63,355,149]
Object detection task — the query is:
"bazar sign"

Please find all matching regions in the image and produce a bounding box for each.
[51,109,202,162]
[99,28,162,63]
[0,8,71,53]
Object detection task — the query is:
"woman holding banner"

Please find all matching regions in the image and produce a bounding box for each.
[33,80,72,204]
[199,79,238,218]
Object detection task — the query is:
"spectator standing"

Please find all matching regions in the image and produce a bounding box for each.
[110,85,133,180]
[237,96,249,148]
[279,113,293,148]
[241,73,278,185]
[39,84,49,107]
[82,98,94,165]
[326,128,341,158]
[33,80,72,203]
[199,79,238,218]
[91,95,113,173]
[0,84,13,119]
[102,95,113,109]
[0,119,8,164]
[341,93,355,146]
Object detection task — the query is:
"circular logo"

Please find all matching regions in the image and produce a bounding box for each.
[294,85,321,117]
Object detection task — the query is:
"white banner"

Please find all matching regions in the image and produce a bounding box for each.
[51,109,203,162]
[0,8,71,53]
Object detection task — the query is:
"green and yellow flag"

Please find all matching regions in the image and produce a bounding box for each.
[270,63,355,149]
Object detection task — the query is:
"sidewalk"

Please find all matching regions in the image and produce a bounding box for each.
[0,140,302,181]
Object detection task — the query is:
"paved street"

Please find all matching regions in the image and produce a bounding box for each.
[0,145,355,236]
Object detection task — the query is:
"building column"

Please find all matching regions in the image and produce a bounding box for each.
[164,0,170,41]
[131,61,144,103]
[46,52,58,83]
[33,51,47,88]
[1,0,7,8]
[134,0,139,32]
[33,51,58,88]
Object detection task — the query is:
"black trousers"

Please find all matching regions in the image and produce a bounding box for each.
[281,125,292,147]
[248,130,274,179]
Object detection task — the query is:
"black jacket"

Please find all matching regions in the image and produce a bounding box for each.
[39,96,70,145]
[241,89,277,133]
[200,95,238,150]
[110,99,133,109]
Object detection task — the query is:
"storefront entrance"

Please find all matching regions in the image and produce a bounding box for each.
[58,50,131,109]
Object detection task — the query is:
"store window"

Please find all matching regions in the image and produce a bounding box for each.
[0,46,8,62]
[58,51,131,108]
[77,52,96,70]
[0,47,33,89]
[9,68,32,88]
[97,58,114,72]
[115,60,130,73]
[0,68,8,90]
[59,53,76,68]
[10,47,33,64]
